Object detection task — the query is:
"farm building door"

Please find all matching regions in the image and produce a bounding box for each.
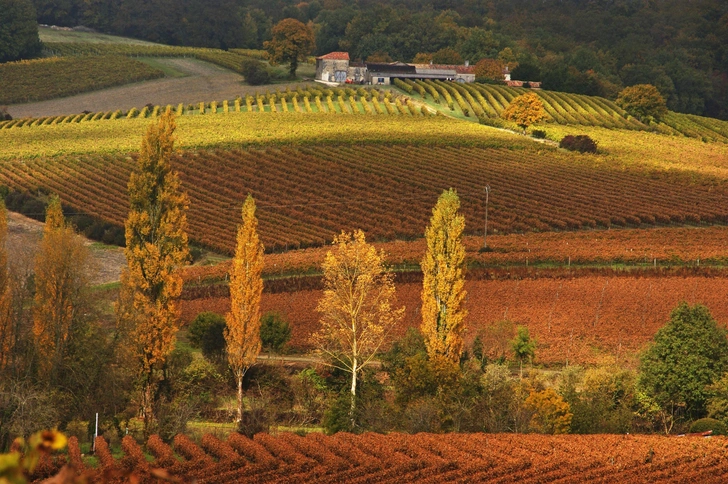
[335,70,347,83]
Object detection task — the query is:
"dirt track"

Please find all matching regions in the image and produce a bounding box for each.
[7,211,125,285]
[6,58,314,118]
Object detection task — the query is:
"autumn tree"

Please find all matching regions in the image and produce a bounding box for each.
[313,230,403,429]
[264,18,315,78]
[616,84,668,124]
[420,189,467,369]
[0,202,12,372]
[526,388,573,434]
[225,195,264,425]
[32,196,91,382]
[119,111,189,435]
[501,92,547,133]
[474,58,505,81]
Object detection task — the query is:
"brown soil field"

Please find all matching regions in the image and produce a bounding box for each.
[180,275,728,366]
[6,58,314,118]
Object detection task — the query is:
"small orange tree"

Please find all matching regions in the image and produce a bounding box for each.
[32,196,90,381]
[119,111,189,435]
[420,189,467,369]
[526,388,573,434]
[313,230,403,429]
[264,18,315,78]
[501,92,547,133]
[225,194,264,425]
[616,84,668,124]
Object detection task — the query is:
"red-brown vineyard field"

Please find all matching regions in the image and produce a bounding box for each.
[36,432,728,483]
[4,144,728,253]
[182,275,728,365]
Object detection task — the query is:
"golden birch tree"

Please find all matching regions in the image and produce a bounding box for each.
[0,201,12,372]
[32,196,90,380]
[119,111,189,434]
[421,189,467,368]
[313,230,404,429]
[225,194,264,425]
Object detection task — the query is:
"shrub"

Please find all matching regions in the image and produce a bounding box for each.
[260,312,291,353]
[188,311,227,360]
[0,106,11,121]
[241,59,270,86]
[531,129,547,139]
[689,418,727,435]
[559,135,598,153]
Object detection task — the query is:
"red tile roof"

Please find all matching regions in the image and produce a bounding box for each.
[317,52,350,61]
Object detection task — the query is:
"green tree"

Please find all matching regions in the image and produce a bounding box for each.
[260,312,291,354]
[0,0,42,63]
[264,18,315,79]
[420,189,467,369]
[639,303,728,423]
[616,84,668,124]
[501,92,547,133]
[511,325,536,378]
[188,311,226,360]
[118,111,189,436]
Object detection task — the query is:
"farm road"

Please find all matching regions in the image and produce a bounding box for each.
[7,58,314,118]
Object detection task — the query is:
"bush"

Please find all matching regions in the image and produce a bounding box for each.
[0,106,11,121]
[689,418,727,435]
[188,312,227,360]
[559,135,598,153]
[240,59,271,86]
[531,129,547,139]
[260,312,291,353]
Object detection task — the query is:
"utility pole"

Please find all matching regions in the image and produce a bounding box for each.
[483,185,490,250]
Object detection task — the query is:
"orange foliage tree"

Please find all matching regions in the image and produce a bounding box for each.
[264,18,315,78]
[0,201,12,372]
[420,189,467,368]
[501,92,547,133]
[525,388,573,434]
[225,194,264,425]
[32,196,90,381]
[474,58,504,81]
[119,111,189,434]
[313,230,403,429]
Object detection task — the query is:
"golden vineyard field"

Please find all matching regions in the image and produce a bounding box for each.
[33,432,728,483]
[3,141,728,253]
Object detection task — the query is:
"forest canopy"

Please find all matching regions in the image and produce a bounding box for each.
[24,0,728,120]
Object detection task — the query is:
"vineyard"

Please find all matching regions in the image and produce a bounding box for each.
[0,85,432,129]
[2,144,728,253]
[33,432,728,483]
[42,42,268,75]
[0,55,164,105]
[180,274,728,365]
[396,79,728,143]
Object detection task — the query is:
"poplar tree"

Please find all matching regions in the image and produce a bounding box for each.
[420,189,467,368]
[120,111,189,434]
[314,230,404,429]
[32,196,90,380]
[0,202,12,372]
[225,194,264,425]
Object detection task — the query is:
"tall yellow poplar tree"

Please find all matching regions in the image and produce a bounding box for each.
[0,201,12,372]
[32,196,90,380]
[421,189,467,368]
[313,230,404,429]
[120,111,189,434]
[225,194,264,425]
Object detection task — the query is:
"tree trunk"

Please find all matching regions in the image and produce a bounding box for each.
[350,357,357,431]
[237,373,244,424]
[142,376,154,439]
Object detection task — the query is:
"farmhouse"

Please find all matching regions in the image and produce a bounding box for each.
[315,52,476,85]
